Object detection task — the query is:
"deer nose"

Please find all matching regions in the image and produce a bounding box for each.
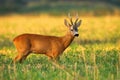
[75,34,79,37]
[74,31,79,37]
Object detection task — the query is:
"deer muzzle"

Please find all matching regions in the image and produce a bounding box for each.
[75,34,79,37]
[74,31,79,37]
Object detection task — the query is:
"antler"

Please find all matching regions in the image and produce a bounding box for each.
[75,13,79,24]
[68,13,73,25]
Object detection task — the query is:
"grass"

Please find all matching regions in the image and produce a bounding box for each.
[0,14,120,80]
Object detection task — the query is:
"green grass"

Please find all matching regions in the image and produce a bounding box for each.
[0,15,120,80]
[0,44,119,80]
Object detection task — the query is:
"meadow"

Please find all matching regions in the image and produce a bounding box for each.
[0,14,120,80]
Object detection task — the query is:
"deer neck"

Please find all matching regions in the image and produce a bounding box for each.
[62,31,75,49]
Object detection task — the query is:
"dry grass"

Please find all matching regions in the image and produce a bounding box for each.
[0,14,120,42]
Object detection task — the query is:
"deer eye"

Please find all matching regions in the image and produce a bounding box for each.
[70,27,73,31]
[71,29,73,31]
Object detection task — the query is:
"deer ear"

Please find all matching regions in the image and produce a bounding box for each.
[76,20,82,27]
[64,19,70,27]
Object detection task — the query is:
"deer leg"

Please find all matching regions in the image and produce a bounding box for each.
[56,56,60,61]
[53,53,61,61]
[48,55,60,63]
[21,52,30,62]
[14,51,30,63]
[14,53,23,63]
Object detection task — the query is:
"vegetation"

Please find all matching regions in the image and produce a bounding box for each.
[0,1,120,16]
[0,15,120,80]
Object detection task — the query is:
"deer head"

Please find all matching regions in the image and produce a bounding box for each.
[64,14,82,37]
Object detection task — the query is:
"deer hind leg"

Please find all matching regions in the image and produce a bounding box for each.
[14,53,23,63]
[14,51,30,63]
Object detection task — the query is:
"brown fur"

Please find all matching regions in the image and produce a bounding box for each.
[13,17,81,63]
[13,32,75,63]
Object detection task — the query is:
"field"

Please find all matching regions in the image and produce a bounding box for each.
[0,14,120,80]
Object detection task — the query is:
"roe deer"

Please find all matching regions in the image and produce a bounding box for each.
[13,15,82,63]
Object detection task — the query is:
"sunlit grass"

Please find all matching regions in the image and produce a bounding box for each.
[0,14,120,80]
[0,15,120,42]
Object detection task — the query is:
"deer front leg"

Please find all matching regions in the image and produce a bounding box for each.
[45,52,60,62]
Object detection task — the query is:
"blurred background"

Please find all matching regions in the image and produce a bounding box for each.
[0,0,120,16]
[0,1,120,80]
